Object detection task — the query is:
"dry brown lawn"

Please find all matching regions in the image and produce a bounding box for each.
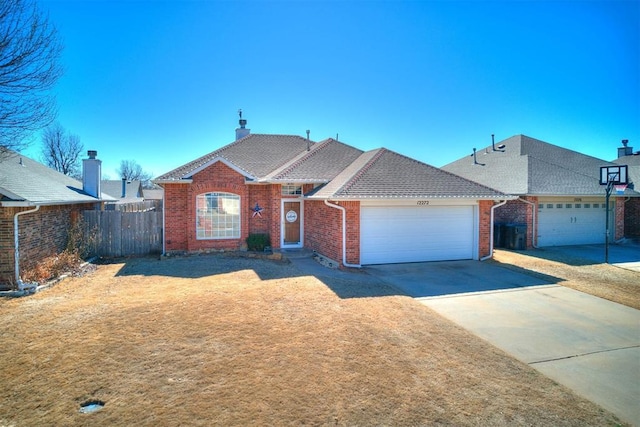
[493,249,640,310]
[0,254,631,426]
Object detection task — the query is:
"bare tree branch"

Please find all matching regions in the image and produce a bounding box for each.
[117,159,153,186]
[41,122,83,178]
[0,0,63,156]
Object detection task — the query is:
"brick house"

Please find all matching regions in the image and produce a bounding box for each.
[0,150,112,290]
[155,119,509,267]
[613,140,640,238]
[442,135,639,248]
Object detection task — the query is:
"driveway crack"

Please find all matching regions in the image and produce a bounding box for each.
[529,344,640,365]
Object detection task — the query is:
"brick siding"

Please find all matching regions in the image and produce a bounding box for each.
[304,200,360,266]
[0,203,96,288]
[624,198,640,237]
[494,197,537,248]
[614,198,625,240]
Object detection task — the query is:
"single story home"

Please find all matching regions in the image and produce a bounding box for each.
[0,150,112,290]
[155,118,510,267]
[442,135,639,248]
[613,140,640,238]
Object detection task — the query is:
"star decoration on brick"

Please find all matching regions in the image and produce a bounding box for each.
[252,202,264,218]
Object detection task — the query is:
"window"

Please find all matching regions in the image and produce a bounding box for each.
[584,203,590,208]
[575,204,581,208]
[565,204,572,208]
[282,184,302,196]
[547,204,553,209]
[593,203,600,208]
[196,192,240,239]
[556,204,563,209]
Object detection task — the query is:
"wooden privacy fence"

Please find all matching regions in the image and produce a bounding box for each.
[83,210,163,257]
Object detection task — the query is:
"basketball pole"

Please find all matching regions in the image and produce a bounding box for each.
[605,179,612,263]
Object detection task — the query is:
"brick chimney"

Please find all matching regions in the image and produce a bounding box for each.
[82,150,102,198]
[235,109,250,140]
[618,139,633,158]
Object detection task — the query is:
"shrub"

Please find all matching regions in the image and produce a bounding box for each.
[246,233,271,252]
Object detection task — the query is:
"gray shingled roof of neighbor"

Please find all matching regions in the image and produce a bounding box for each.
[309,148,508,200]
[155,134,316,181]
[101,180,143,202]
[0,151,113,206]
[441,134,636,196]
[266,138,364,183]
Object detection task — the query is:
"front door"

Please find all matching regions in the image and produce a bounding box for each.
[283,201,301,246]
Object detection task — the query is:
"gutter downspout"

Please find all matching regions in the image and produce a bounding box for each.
[161,186,166,256]
[323,200,361,268]
[14,205,40,291]
[480,200,507,261]
[517,197,539,249]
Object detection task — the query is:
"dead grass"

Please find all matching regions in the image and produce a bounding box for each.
[0,255,628,426]
[493,249,640,310]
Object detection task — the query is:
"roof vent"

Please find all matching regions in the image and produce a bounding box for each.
[87,150,97,159]
[618,139,633,158]
[235,109,250,140]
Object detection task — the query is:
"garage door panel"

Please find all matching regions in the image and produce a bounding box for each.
[538,200,606,246]
[361,205,474,264]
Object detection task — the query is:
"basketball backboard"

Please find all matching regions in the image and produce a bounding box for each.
[600,165,628,185]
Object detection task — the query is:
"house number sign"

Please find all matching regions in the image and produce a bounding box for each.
[285,210,298,222]
[416,201,430,206]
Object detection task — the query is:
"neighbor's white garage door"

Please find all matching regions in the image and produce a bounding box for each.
[360,204,475,264]
[537,199,607,246]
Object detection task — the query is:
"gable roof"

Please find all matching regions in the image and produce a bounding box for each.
[309,148,508,200]
[0,150,112,206]
[442,135,629,196]
[155,134,315,181]
[265,138,364,183]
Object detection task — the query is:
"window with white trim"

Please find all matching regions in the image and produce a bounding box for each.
[282,184,302,196]
[196,192,240,239]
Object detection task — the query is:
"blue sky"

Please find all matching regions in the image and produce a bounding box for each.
[24,0,640,180]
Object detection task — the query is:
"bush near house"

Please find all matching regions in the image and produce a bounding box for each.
[246,233,271,252]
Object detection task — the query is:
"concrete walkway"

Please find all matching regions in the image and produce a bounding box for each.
[420,285,640,426]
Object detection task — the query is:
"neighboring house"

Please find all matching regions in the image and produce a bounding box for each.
[0,150,113,290]
[442,135,639,248]
[101,179,144,205]
[613,140,640,238]
[155,118,509,267]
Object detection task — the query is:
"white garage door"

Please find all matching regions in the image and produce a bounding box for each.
[361,204,475,264]
[538,199,607,246]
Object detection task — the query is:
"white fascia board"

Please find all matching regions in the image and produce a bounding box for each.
[0,199,103,208]
[153,179,193,185]
[182,156,255,180]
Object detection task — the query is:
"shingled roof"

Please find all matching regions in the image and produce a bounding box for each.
[265,138,364,183]
[442,135,630,196]
[309,148,507,200]
[155,134,315,181]
[0,150,112,206]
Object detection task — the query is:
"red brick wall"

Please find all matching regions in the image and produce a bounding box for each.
[624,198,640,237]
[304,200,360,266]
[494,197,537,248]
[0,204,95,288]
[163,162,307,253]
[614,198,625,240]
[478,200,492,258]
[163,184,189,252]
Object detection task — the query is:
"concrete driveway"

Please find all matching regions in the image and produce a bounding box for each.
[366,259,640,426]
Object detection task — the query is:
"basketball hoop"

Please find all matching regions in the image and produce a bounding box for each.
[614,184,627,195]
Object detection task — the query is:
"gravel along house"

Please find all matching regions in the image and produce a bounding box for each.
[154,116,511,267]
[442,135,640,249]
